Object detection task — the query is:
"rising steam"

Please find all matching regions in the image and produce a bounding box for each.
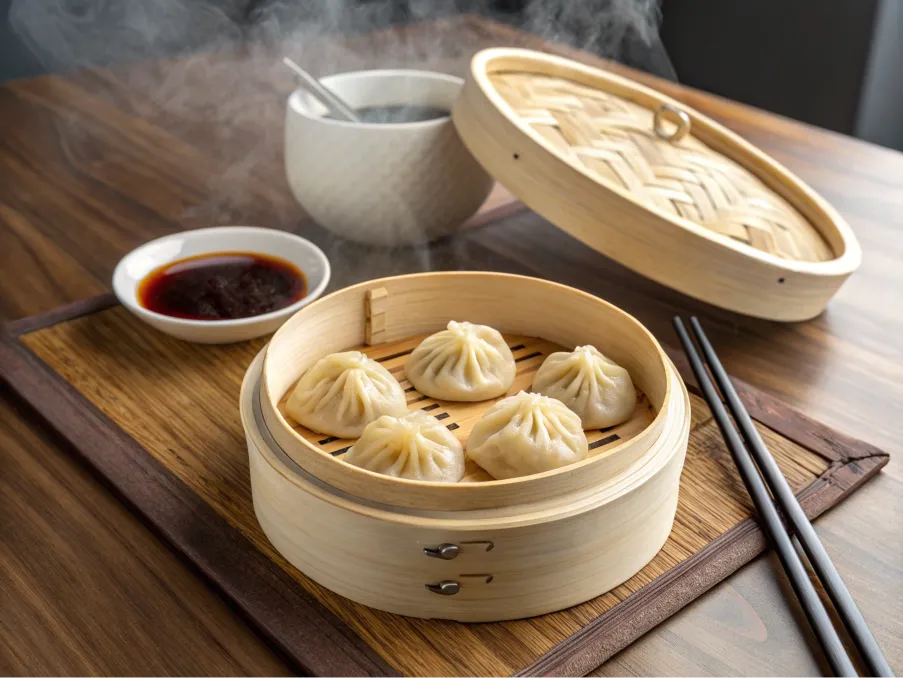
[10,0,668,73]
[8,0,669,272]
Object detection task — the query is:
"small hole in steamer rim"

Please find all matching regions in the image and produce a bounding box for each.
[513,153,519,159]
[778,277,786,284]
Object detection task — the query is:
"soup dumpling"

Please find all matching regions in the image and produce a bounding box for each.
[286,351,407,438]
[466,391,588,480]
[406,321,516,401]
[532,345,635,429]
[344,410,465,482]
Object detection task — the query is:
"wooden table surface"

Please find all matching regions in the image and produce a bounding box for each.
[1,16,900,676]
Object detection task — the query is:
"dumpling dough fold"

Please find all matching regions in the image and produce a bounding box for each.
[345,410,465,482]
[406,321,516,402]
[467,391,588,480]
[532,345,635,429]
[286,351,407,438]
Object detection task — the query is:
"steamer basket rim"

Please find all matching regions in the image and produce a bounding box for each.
[261,271,673,498]
[244,349,691,526]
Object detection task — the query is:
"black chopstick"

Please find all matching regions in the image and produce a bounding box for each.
[687,317,893,678]
[673,317,858,677]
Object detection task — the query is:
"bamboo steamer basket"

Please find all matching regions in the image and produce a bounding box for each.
[242,272,690,621]
[452,49,861,321]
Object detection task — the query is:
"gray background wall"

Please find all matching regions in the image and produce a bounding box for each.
[0,0,43,81]
[854,0,903,150]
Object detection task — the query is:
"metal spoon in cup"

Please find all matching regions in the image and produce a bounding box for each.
[282,57,361,123]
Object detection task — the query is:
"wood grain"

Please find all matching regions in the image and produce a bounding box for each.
[1,13,902,676]
[13,304,880,675]
[0,392,292,677]
[0,329,394,678]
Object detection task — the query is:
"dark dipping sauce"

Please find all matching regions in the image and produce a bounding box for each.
[138,252,306,321]
[330,104,450,124]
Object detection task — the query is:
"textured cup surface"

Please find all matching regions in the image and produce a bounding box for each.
[285,70,494,246]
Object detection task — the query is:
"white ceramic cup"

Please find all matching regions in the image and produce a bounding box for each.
[113,226,330,344]
[285,69,494,246]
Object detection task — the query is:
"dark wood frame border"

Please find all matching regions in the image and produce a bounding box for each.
[0,297,888,677]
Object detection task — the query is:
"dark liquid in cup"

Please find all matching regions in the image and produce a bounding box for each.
[331,104,450,123]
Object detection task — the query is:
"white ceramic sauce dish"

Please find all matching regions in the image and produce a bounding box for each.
[285,69,494,246]
[112,226,330,344]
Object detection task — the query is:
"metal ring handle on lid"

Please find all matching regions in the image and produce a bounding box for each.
[654,104,691,143]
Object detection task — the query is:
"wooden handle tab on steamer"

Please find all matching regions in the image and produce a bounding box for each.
[365,287,389,345]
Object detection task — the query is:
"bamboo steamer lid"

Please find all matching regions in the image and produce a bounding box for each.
[452,48,861,321]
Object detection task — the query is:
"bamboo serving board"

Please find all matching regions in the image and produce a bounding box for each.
[0,297,888,677]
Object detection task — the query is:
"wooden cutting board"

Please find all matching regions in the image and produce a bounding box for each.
[0,290,887,677]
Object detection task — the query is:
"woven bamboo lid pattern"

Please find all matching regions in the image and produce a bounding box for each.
[490,72,832,263]
[452,48,861,321]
